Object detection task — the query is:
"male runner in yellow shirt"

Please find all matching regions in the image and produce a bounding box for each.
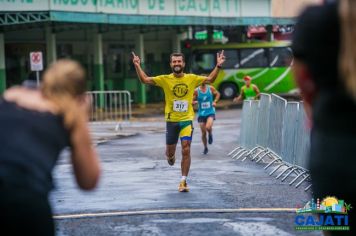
[132,51,225,192]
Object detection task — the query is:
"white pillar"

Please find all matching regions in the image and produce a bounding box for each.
[188,26,193,40]
[46,26,57,66]
[172,32,182,53]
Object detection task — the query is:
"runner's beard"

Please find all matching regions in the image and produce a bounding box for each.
[172,66,184,74]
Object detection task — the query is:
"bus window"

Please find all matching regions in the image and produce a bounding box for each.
[192,52,216,73]
[269,47,293,67]
[223,50,239,69]
[239,48,268,68]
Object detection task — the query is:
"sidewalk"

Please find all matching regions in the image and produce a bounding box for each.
[90,123,139,146]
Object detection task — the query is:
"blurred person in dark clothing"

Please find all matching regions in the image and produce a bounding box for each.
[0,59,101,236]
[292,1,356,235]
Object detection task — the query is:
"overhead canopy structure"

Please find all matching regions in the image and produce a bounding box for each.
[0,0,294,26]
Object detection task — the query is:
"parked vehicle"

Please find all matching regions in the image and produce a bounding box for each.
[189,41,295,99]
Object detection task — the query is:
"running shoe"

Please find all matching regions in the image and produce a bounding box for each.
[208,133,213,144]
[178,180,189,192]
[167,155,175,166]
[203,147,208,155]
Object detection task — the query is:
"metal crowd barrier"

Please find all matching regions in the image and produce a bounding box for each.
[228,93,312,191]
[87,90,132,124]
[256,94,271,148]
[229,100,253,160]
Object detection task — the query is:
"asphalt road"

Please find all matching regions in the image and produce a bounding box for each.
[51,109,322,236]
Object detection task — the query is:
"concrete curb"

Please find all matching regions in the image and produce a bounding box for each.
[93,132,139,146]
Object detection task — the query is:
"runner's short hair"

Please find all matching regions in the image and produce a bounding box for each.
[170,53,185,62]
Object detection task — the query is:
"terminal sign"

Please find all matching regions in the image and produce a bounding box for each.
[30,52,43,71]
[0,0,248,17]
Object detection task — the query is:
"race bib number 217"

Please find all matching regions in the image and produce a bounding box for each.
[173,100,188,112]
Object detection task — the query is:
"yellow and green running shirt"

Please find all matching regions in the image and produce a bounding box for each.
[152,73,206,122]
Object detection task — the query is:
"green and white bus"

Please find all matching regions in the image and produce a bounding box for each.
[188,41,295,99]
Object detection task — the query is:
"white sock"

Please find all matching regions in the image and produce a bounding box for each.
[181,176,187,181]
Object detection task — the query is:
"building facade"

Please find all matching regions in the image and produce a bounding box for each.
[0,0,321,103]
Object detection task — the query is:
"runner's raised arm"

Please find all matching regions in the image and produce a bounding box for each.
[204,50,226,84]
[132,52,155,85]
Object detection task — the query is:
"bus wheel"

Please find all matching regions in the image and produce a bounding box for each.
[219,83,238,99]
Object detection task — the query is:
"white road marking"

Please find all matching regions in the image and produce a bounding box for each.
[54,208,297,219]
[224,222,293,236]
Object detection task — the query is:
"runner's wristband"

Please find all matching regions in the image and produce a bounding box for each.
[216,65,222,69]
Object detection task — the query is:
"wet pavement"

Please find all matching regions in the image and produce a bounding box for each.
[51,109,322,236]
